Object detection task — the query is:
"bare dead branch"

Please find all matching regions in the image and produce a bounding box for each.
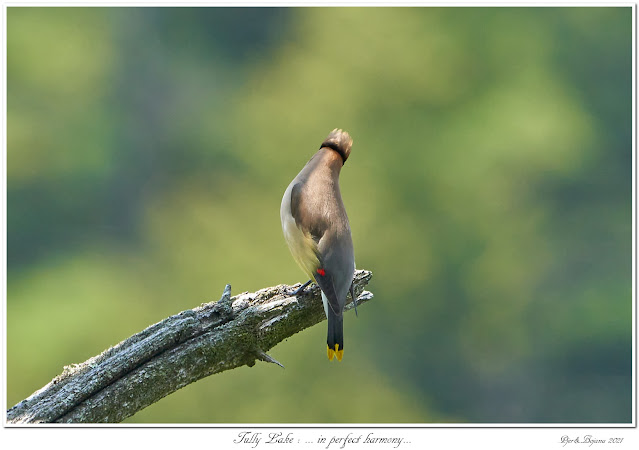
[7,270,373,424]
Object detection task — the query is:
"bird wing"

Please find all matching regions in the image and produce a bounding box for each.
[290,182,341,315]
[287,182,322,278]
[313,268,341,316]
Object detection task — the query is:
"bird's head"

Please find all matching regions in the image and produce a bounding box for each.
[320,129,353,164]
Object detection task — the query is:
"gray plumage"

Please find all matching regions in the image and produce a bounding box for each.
[280,129,355,361]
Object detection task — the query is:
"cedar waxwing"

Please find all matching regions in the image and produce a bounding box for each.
[280,129,356,361]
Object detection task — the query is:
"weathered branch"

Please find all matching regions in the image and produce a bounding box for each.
[7,270,373,424]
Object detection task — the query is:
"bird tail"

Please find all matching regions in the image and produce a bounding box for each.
[326,311,344,361]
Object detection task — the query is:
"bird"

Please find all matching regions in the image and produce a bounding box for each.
[280,128,356,361]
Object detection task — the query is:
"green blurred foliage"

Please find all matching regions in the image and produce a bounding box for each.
[6,7,631,423]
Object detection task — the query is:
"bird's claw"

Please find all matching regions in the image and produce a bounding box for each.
[289,279,313,296]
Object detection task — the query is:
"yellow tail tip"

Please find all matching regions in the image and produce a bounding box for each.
[327,344,343,361]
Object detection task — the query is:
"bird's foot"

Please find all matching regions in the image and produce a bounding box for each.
[290,279,313,296]
[350,283,358,317]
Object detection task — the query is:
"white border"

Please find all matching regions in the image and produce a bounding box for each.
[1,2,636,448]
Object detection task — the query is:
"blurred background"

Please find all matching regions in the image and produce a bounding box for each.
[6,7,632,423]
